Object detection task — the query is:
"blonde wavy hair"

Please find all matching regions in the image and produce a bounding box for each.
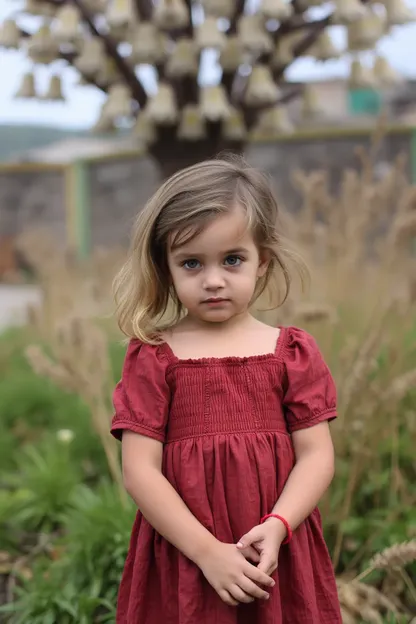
[113,155,308,343]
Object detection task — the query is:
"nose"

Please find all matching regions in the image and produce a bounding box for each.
[202,266,226,291]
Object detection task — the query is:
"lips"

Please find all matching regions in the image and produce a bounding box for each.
[202,298,229,304]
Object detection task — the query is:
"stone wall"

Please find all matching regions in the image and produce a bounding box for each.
[88,156,160,248]
[86,130,413,250]
[245,131,412,212]
[0,167,67,274]
[0,168,66,239]
[0,128,413,261]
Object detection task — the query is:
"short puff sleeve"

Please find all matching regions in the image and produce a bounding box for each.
[111,340,170,443]
[282,327,337,434]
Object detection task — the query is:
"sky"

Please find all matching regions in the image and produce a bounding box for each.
[0,0,415,130]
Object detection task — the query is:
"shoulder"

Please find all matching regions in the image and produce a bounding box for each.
[280,326,324,357]
[279,326,332,381]
[112,339,171,442]
[280,327,337,430]
[122,338,170,382]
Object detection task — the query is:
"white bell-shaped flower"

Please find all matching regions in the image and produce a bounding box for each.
[24,0,56,17]
[147,83,178,125]
[105,83,132,119]
[220,36,243,72]
[250,106,293,139]
[177,105,206,140]
[42,75,65,100]
[84,0,106,12]
[373,56,402,85]
[223,108,247,141]
[130,23,167,64]
[201,0,234,18]
[349,59,378,88]
[92,107,115,133]
[385,0,416,25]
[260,0,292,21]
[53,5,81,42]
[238,15,273,54]
[106,0,136,27]
[347,12,385,51]
[200,85,231,122]
[153,0,189,30]
[96,58,119,86]
[301,85,323,119]
[332,0,367,24]
[27,24,59,64]
[309,31,340,60]
[133,109,156,144]
[196,16,226,50]
[75,38,106,75]
[244,65,280,106]
[166,38,198,78]
[15,72,37,99]
[0,20,20,49]
[272,33,303,66]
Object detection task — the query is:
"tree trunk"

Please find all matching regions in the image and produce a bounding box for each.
[148,123,245,179]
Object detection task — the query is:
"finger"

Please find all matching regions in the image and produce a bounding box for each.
[239,577,270,601]
[229,584,255,604]
[237,528,260,550]
[219,589,239,607]
[258,556,277,575]
[244,562,275,588]
[240,546,260,563]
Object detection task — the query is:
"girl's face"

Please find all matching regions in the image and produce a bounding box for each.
[167,206,269,325]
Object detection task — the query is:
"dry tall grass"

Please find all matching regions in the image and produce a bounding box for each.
[17,128,416,623]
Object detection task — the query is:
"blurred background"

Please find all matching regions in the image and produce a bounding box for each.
[0,0,415,622]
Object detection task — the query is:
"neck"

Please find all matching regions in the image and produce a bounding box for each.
[185,310,253,333]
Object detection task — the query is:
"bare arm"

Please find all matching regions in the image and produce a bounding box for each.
[268,422,335,537]
[236,421,335,574]
[122,431,219,565]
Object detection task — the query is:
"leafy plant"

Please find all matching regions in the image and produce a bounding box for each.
[4,441,82,533]
[0,559,116,624]
[63,482,135,592]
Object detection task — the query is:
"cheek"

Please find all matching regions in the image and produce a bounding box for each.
[234,267,260,293]
[170,269,196,297]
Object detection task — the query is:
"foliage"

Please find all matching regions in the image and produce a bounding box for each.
[1,0,412,173]
[0,135,416,622]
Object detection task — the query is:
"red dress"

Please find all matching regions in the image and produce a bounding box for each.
[111,326,342,624]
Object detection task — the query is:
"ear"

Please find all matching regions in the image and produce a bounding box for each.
[257,250,271,278]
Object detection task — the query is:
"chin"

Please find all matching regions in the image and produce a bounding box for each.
[199,310,237,324]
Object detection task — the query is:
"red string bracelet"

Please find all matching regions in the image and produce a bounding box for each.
[260,514,293,544]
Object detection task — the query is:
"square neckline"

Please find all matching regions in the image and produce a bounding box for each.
[160,326,286,365]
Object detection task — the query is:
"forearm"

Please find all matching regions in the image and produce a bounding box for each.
[271,450,334,531]
[125,467,217,565]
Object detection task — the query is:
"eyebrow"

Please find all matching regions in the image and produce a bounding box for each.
[172,247,250,261]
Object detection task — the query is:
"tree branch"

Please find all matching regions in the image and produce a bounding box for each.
[277,84,304,104]
[183,0,194,36]
[69,0,148,106]
[274,0,370,78]
[277,13,326,35]
[136,0,153,20]
[220,0,246,96]
[228,0,246,35]
[273,14,335,81]
[293,17,331,55]
[19,27,109,94]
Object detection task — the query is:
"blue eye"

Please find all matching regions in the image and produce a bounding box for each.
[224,255,242,267]
[183,259,201,270]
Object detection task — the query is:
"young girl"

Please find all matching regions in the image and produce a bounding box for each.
[110,157,342,624]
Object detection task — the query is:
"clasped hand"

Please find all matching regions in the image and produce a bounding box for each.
[199,519,286,607]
